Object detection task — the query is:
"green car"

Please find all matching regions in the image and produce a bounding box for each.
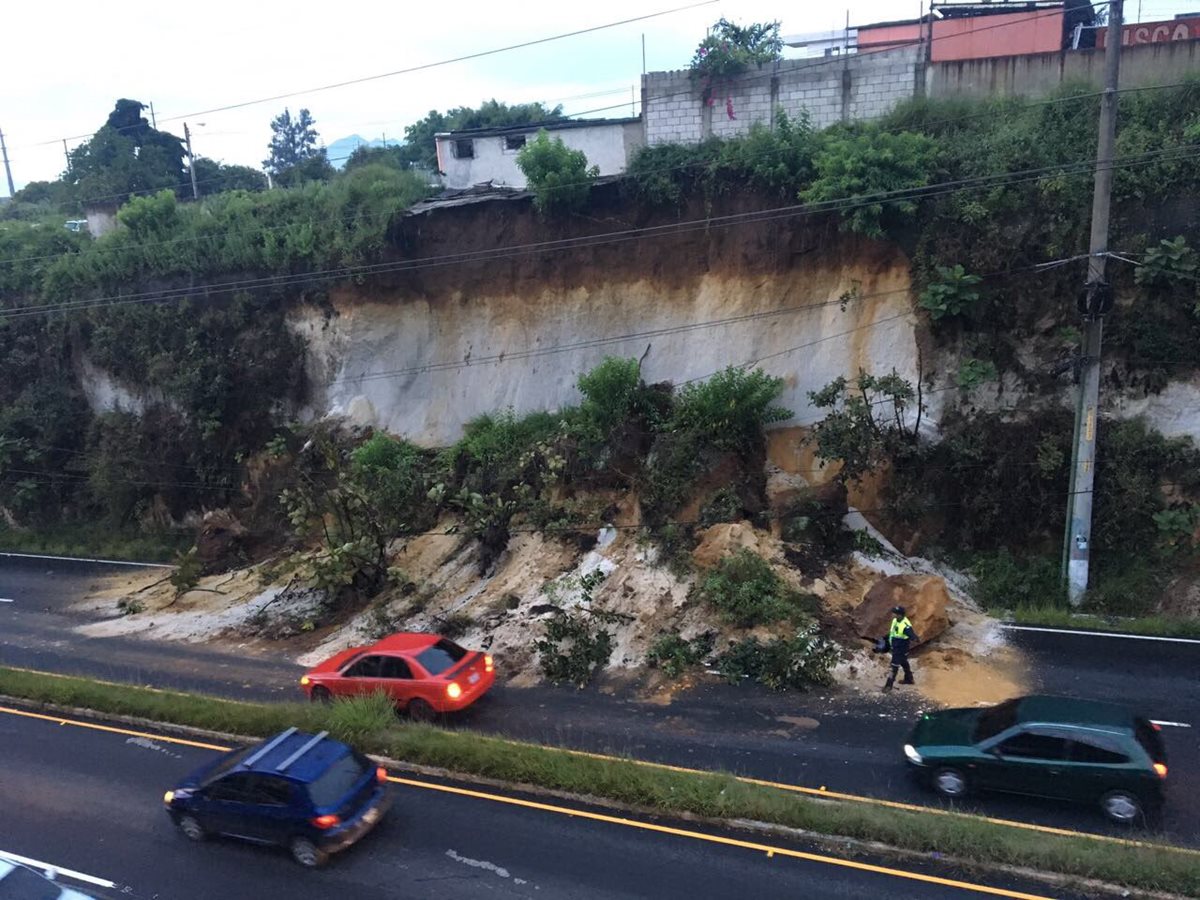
[904,695,1168,824]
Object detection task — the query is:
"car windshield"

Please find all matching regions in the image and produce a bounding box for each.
[307,751,370,809]
[417,638,468,676]
[972,698,1020,743]
[203,745,254,784]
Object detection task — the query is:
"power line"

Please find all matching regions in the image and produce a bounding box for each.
[16,2,719,152]
[3,138,1191,326]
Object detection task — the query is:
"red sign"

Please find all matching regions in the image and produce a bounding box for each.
[1096,18,1200,48]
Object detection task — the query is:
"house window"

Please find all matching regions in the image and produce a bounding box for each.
[453,139,474,159]
[504,134,527,152]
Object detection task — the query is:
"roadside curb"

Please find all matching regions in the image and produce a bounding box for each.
[0,693,1190,900]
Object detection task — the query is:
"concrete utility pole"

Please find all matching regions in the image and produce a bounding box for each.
[0,128,15,197]
[1063,0,1123,606]
[184,123,200,200]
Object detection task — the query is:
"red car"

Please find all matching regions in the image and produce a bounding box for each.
[300,633,494,720]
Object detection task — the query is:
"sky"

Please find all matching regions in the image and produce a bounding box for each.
[1,0,1197,194]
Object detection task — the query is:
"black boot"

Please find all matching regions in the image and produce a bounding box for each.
[901,676,915,685]
[882,679,894,693]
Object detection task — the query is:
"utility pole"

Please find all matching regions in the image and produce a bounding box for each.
[184,123,200,200]
[0,128,15,198]
[62,139,71,174]
[1063,0,1123,606]
[149,102,157,129]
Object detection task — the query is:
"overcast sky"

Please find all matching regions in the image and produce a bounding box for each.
[1,0,1196,194]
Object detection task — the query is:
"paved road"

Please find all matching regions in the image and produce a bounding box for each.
[0,705,1083,900]
[2,554,1197,847]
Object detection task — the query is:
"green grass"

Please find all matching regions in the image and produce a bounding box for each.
[0,525,188,563]
[1,666,1198,895]
[1004,605,1200,640]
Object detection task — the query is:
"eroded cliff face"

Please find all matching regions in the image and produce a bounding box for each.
[287,190,933,446]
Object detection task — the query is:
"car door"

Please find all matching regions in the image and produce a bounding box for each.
[1062,734,1136,804]
[196,772,261,839]
[340,654,385,697]
[979,728,1073,799]
[378,654,416,704]
[241,774,301,846]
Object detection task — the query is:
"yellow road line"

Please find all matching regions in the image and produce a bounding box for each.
[536,741,1200,856]
[0,705,229,752]
[0,704,1055,899]
[1,698,1195,860]
[387,774,1053,899]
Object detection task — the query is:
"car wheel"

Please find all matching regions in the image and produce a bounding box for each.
[931,767,969,799]
[408,698,436,723]
[178,814,207,842]
[310,686,332,704]
[1100,790,1144,825]
[290,837,328,868]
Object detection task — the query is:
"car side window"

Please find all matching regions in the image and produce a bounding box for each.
[207,772,255,802]
[344,655,382,678]
[997,731,1070,761]
[379,656,413,679]
[1070,739,1130,765]
[246,775,295,806]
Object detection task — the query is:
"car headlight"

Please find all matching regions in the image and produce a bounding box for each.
[903,744,923,765]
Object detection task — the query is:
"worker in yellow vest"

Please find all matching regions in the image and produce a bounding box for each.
[883,605,918,692]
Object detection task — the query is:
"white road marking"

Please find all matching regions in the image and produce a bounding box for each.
[0,551,173,568]
[445,848,512,879]
[0,849,117,888]
[1150,720,1192,728]
[0,599,13,603]
[1001,624,1200,645]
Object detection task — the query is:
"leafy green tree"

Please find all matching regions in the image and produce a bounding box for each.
[264,108,334,186]
[401,100,565,171]
[690,18,783,79]
[344,144,407,172]
[516,131,597,216]
[190,158,267,194]
[670,367,791,453]
[66,99,187,205]
[800,128,936,239]
[807,370,921,483]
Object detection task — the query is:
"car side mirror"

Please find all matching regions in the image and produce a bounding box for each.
[988,747,1002,758]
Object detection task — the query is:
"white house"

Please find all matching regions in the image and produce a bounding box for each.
[434,117,643,190]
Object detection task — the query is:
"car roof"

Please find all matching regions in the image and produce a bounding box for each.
[239,729,353,783]
[370,632,442,653]
[1017,695,1136,731]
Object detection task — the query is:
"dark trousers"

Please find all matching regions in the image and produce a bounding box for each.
[886,656,913,685]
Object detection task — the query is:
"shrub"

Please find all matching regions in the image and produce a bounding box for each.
[800,127,936,239]
[646,632,715,677]
[516,131,598,216]
[698,488,741,527]
[535,610,617,687]
[920,264,983,321]
[715,626,839,691]
[695,549,817,627]
[169,548,202,595]
[670,367,790,453]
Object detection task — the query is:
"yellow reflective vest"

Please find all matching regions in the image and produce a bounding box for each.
[889,617,913,640]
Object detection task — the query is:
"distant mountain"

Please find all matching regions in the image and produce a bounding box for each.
[326,135,399,168]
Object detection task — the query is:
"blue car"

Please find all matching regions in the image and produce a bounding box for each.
[163,728,391,867]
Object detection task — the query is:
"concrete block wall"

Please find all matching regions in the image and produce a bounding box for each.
[642,47,922,145]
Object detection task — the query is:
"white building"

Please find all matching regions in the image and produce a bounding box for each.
[434,117,643,190]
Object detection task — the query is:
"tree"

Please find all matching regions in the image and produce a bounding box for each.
[65,99,187,206]
[516,130,597,216]
[1063,0,1102,49]
[190,158,267,194]
[400,100,566,172]
[344,144,406,172]
[807,371,923,483]
[264,108,334,186]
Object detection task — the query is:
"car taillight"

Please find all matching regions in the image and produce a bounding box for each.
[311,814,340,829]
[300,676,311,686]
[1154,762,1168,778]
[484,654,494,673]
[1151,722,1162,732]
[446,682,462,700]
[376,766,388,784]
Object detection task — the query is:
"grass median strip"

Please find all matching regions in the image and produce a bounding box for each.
[1002,606,1200,640]
[1,665,1197,896]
